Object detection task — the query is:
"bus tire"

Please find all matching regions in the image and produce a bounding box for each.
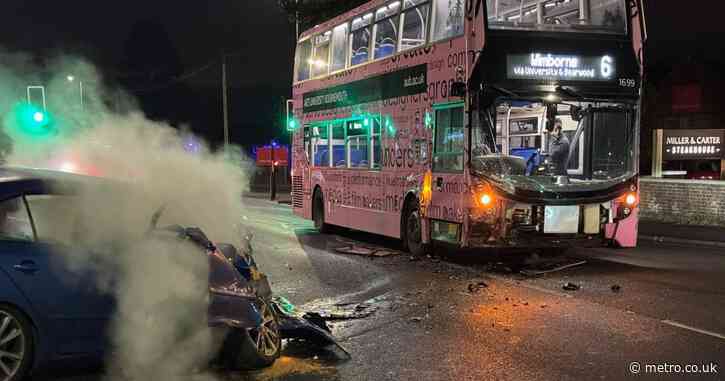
[404,201,428,256]
[312,189,332,234]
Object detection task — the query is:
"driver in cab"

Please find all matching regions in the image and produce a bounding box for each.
[547,118,570,176]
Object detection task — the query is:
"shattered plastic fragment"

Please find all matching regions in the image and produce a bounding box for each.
[562,282,580,291]
[467,281,489,293]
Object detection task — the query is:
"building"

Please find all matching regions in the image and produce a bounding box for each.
[640,60,725,226]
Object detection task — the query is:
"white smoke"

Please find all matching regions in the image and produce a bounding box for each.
[1,51,253,379]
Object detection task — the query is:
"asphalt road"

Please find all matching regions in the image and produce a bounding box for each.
[40,196,724,381]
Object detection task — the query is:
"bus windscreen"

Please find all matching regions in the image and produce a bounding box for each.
[486,0,627,35]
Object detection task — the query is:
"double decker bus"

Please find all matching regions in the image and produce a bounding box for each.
[290,0,646,254]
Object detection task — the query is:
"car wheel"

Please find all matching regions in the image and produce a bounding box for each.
[223,299,281,370]
[405,202,428,256]
[0,305,33,381]
[313,190,332,234]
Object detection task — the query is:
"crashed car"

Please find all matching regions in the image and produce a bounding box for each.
[0,167,338,381]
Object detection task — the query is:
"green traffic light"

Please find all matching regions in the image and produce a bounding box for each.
[11,103,55,138]
[287,118,297,131]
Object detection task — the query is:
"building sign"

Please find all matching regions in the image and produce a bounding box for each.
[662,129,724,160]
[256,145,289,167]
[303,64,427,113]
[507,53,616,82]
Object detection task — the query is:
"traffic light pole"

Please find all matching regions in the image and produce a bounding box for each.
[222,54,230,152]
[270,148,277,201]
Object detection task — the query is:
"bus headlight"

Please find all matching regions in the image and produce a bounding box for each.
[479,193,493,207]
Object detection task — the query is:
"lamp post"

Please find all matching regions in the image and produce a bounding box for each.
[66,75,83,110]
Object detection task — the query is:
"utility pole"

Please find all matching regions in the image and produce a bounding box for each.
[222,53,230,152]
[295,0,300,39]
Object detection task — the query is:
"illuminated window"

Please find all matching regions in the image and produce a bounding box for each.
[347,120,369,168]
[303,126,312,163]
[373,2,401,59]
[331,122,346,167]
[311,31,331,78]
[371,119,382,168]
[312,124,329,167]
[400,0,430,51]
[350,13,373,66]
[295,39,312,81]
[330,23,349,72]
[432,0,464,42]
[486,0,627,35]
[433,104,464,172]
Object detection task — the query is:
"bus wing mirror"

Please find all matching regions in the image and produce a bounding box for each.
[451,81,466,98]
[570,105,583,121]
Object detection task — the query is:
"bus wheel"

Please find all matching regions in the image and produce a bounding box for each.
[405,202,427,256]
[313,190,331,234]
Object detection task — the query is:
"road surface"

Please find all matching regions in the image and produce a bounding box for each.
[41,196,724,381]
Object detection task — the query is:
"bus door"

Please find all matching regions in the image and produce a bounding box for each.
[429,102,466,244]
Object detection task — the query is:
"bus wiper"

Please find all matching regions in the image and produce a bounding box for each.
[555,85,584,100]
[490,86,519,98]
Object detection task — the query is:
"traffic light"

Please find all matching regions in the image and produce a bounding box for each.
[286,99,298,132]
[13,103,55,138]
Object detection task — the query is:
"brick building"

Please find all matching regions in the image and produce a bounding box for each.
[639,61,725,226]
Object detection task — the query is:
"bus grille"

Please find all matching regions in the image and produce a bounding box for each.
[292,176,303,208]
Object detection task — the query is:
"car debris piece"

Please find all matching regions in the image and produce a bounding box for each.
[611,284,621,293]
[467,281,489,294]
[562,282,580,291]
[520,259,587,276]
[335,245,401,257]
[271,297,350,358]
[409,316,423,323]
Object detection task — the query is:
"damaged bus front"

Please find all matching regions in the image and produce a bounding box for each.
[431,0,645,249]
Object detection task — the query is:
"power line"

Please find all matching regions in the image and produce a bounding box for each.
[128,59,219,93]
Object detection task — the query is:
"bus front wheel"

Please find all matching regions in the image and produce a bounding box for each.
[313,190,332,234]
[404,202,428,256]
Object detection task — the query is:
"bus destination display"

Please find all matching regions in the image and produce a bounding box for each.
[507,53,616,82]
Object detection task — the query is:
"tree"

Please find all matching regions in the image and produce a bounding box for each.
[278,0,369,33]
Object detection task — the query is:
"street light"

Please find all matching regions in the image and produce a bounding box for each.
[66,74,84,109]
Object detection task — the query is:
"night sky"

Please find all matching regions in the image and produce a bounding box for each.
[1,1,723,148]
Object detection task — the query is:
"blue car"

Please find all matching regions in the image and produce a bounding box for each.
[0,167,282,381]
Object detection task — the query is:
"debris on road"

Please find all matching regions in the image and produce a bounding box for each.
[335,244,401,257]
[611,284,622,293]
[520,259,587,276]
[410,316,423,323]
[467,281,489,294]
[562,282,581,291]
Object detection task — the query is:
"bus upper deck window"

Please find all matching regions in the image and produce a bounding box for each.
[330,23,349,72]
[400,0,430,51]
[432,0,464,42]
[486,0,627,35]
[311,31,331,78]
[350,13,373,66]
[373,2,401,60]
[295,39,312,82]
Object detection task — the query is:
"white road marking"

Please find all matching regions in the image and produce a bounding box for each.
[662,320,725,341]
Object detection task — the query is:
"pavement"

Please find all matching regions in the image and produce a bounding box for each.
[639,220,725,247]
[40,196,724,381]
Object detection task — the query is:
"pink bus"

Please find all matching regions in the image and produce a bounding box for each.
[290,0,646,254]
